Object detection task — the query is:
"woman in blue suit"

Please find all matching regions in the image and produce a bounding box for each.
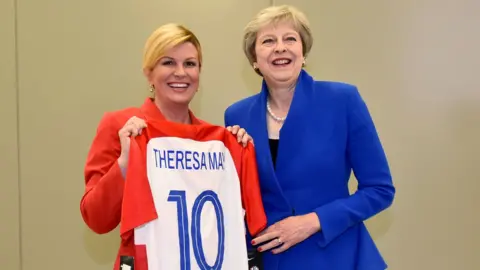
[225,5,395,270]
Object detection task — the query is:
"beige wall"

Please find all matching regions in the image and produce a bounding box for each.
[1,0,478,269]
[0,0,21,268]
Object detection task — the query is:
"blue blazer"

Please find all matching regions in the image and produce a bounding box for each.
[224,70,395,270]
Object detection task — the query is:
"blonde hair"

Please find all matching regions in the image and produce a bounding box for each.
[142,23,202,71]
[243,5,313,75]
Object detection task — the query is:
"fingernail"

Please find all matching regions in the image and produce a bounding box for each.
[251,240,256,245]
[257,247,262,252]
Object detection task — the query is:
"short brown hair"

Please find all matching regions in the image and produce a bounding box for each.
[243,5,313,75]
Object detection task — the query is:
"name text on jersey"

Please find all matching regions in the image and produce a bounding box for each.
[153,148,226,170]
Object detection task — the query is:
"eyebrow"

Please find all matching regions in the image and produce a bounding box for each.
[160,56,198,61]
[260,32,299,39]
[285,32,299,36]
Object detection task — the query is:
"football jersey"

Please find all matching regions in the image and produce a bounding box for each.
[119,119,267,270]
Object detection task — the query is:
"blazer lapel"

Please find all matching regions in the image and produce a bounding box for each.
[279,70,315,137]
[248,80,292,209]
[275,70,315,184]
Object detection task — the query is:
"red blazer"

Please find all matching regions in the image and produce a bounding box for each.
[80,98,204,269]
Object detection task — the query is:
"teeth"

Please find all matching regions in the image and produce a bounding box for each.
[273,59,290,65]
[168,83,188,88]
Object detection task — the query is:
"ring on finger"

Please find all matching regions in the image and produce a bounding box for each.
[277,238,282,244]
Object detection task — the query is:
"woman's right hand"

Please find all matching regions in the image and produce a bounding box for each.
[117,116,147,169]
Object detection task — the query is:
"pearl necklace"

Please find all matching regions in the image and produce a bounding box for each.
[266,100,287,122]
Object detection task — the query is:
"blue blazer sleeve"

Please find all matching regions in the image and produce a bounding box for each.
[314,86,395,247]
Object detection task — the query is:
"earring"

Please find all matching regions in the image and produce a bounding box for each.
[253,63,258,70]
[149,84,155,92]
[302,58,306,67]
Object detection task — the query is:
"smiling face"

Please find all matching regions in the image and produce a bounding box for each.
[254,21,304,87]
[145,42,200,106]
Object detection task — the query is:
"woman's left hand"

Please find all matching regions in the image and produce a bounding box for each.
[251,213,321,254]
[226,125,253,147]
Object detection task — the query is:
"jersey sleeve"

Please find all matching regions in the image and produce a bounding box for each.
[239,143,267,236]
[119,134,158,240]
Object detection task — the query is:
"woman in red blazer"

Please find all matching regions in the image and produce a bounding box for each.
[80,23,251,269]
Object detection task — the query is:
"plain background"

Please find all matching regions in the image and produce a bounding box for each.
[1,0,479,269]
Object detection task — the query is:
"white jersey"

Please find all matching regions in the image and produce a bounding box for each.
[119,120,267,270]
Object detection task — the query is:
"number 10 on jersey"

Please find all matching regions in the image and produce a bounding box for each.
[168,190,225,270]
